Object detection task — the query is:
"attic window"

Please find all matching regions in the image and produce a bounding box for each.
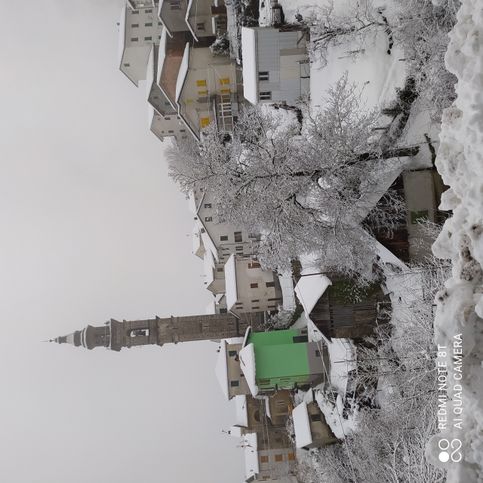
[258,71,269,81]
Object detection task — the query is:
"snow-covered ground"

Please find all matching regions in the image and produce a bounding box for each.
[426,0,483,480]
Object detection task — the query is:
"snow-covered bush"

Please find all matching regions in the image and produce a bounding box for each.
[210,33,230,56]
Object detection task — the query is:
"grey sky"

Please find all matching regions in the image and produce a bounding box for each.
[0,1,243,481]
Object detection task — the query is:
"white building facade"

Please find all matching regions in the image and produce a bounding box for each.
[241,26,310,105]
[118,4,163,85]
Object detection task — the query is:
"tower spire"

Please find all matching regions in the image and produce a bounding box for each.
[51,312,265,352]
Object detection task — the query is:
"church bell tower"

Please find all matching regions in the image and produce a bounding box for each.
[53,312,265,351]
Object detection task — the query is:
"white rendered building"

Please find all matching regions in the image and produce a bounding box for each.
[225,254,282,316]
[149,106,189,141]
[241,26,310,105]
[118,4,163,86]
[176,42,239,138]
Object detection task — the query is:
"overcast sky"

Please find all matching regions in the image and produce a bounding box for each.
[0,1,243,481]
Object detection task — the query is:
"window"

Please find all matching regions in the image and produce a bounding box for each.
[228,350,237,357]
[180,129,186,132]
[145,8,152,12]
[268,297,280,301]
[130,37,139,42]
[130,328,149,337]
[169,0,181,10]
[196,22,205,31]
[123,63,130,67]
[310,413,322,422]
[265,281,275,288]
[293,335,309,343]
[234,231,242,242]
[250,283,258,288]
[131,23,139,27]
[144,36,152,41]
[131,10,139,14]
[275,454,284,462]
[315,350,321,357]
[198,89,208,96]
[200,117,210,128]
[251,299,260,303]
[196,79,207,87]
[219,308,227,314]
[252,306,260,310]
[230,380,239,387]
[220,77,230,85]
[204,216,212,222]
[204,203,212,208]
[287,453,295,461]
[236,246,243,251]
[260,455,269,464]
[258,71,269,81]
[220,88,231,94]
[220,235,228,241]
[216,267,223,273]
[260,91,272,100]
[168,130,174,133]
[145,22,153,26]
[248,261,261,269]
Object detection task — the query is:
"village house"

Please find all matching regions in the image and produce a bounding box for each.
[216,338,251,400]
[239,328,329,396]
[149,106,189,142]
[292,399,338,450]
[225,254,282,315]
[176,42,240,137]
[241,26,310,106]
[118,4,163,85]
[230,395,297,482]
[294,272,391,340]
[185,0,228,41]
[190,189,257,262]
[158,0,189,36]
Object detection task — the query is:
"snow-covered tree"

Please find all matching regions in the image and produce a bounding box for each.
[168,75,417,279]
[210,33,230,56]
[300,0,389,66]
[393,0,460,115]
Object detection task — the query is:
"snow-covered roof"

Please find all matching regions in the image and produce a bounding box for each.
[184,0,198,41]
[264,397,272,421]
[295,274,332,316]
[175,42,190,102]
[215,340,229,400]
[243,432,259,480]
[146,43,157,96]
[241,326,251,349]
[235,395,248,427]
[225,254,238,311]
[117,6,128,67]
[192,224,204,258]
[203,248,216,286]
[157,24,168,80]
[292,401,313,449]
[239,343,258,396]
[241,28,258,105]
